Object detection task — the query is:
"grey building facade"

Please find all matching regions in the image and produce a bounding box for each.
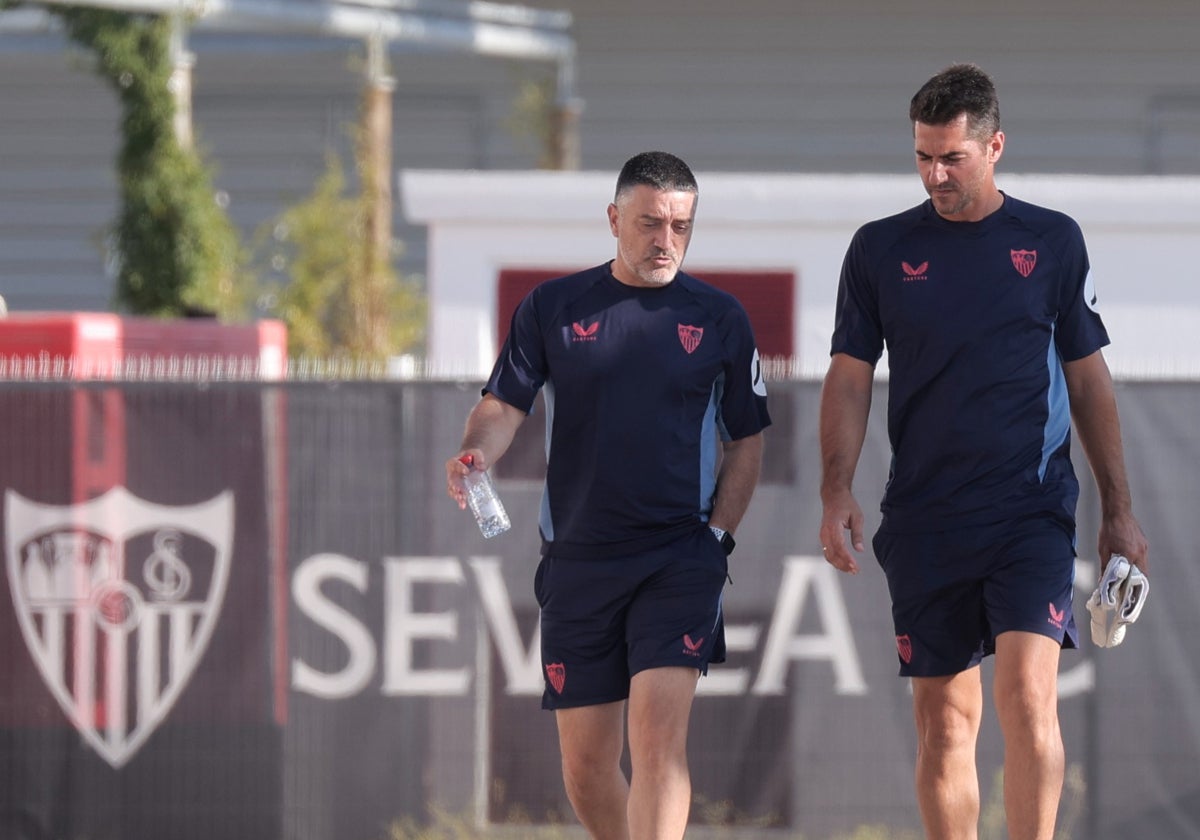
[2,0,1198,314]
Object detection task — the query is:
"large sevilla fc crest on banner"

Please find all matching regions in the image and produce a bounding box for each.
[5,487,235,769]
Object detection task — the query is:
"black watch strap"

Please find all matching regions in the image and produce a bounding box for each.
[709,526,736,556]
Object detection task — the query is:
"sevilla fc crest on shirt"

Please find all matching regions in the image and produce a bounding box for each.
[1010,249,1037,278]
[678,324,703,354]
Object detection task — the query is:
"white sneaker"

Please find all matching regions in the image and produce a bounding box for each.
[1085,554,1149,648]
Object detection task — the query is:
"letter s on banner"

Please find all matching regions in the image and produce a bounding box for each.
[291,554,376,699]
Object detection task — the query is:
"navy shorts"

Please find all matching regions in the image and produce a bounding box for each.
[872,513,1079,678]
[534,526,728,710]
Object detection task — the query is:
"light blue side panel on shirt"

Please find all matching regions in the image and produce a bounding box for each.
[540,380,556,541]
[1040,325,1071,481]
[699,372,725,516]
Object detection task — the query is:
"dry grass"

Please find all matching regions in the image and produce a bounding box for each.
[382,762,1086,840]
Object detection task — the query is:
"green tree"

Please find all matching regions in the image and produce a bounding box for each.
[51,7,246,318]
[253,145,425,361]
[5,2,424,353]
[507,70,558,170]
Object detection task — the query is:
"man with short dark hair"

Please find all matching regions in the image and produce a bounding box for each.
[819,64,1148,839]
[447,150,770,839]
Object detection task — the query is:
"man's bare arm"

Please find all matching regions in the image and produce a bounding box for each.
[709,432,765,534]
[818,353,875,574]
[1064,350,1149,573]
[445,394,527,509]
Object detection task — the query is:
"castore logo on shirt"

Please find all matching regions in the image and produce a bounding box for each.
[901,261,929,282]
[571,321,599,341]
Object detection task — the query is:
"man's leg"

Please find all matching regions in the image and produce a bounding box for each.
[556,700,630,840]
[992,631,1064,840]
[912,668,984,840]
[626,666,699,840]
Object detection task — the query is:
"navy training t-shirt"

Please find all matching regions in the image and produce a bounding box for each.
[486,262,772,559]
[831,194,1109,533]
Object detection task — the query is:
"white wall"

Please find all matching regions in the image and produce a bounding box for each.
[401,169,1200,379]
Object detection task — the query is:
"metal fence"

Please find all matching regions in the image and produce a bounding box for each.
[0,375,1196,840]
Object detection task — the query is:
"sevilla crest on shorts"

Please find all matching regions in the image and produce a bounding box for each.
[678,324,703,354]
[545,662,566,694]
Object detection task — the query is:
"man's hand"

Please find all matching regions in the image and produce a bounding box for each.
[819,488,865,575]
[1098,511,1149,576]
[446,450,486,509]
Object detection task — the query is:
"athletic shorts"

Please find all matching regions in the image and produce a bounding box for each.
[872,512,1079,678]
[534,525,728,710]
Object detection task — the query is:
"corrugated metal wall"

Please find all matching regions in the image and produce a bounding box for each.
[0,34,539,314]
[1,45,120,312]
[537,0,1200,175]
[2,1,1199,314]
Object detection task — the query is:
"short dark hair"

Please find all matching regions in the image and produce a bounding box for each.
[909,63,1000,141]
[614,151,697,202]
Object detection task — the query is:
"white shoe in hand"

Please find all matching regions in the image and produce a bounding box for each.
[1085,554,1149,648]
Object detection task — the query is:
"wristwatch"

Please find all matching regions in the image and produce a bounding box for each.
[709,526,736,556]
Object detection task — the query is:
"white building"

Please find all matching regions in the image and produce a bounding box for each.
[403,169,1200,379]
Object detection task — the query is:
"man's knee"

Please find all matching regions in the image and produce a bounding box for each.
[913,679,984,755]
[916,710,980,755]
[560,733,622,794]
[561,748,607,792]
[994,674,1061,743]
[996,700,1062,755]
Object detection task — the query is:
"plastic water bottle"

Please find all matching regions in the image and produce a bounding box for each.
[460,455,511,538]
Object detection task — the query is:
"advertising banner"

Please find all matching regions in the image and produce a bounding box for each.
[1,380,1196,839]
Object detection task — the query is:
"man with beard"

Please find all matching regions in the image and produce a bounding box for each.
[446,150,770,840]
[818,64,1148,839]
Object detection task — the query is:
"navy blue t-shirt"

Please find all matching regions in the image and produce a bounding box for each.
[831,194,1109,533]
[486,262,771,559]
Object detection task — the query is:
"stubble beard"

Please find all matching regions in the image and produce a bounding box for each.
[927,169,991,219]
[929,185,973,218]
[621,244,679,287]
